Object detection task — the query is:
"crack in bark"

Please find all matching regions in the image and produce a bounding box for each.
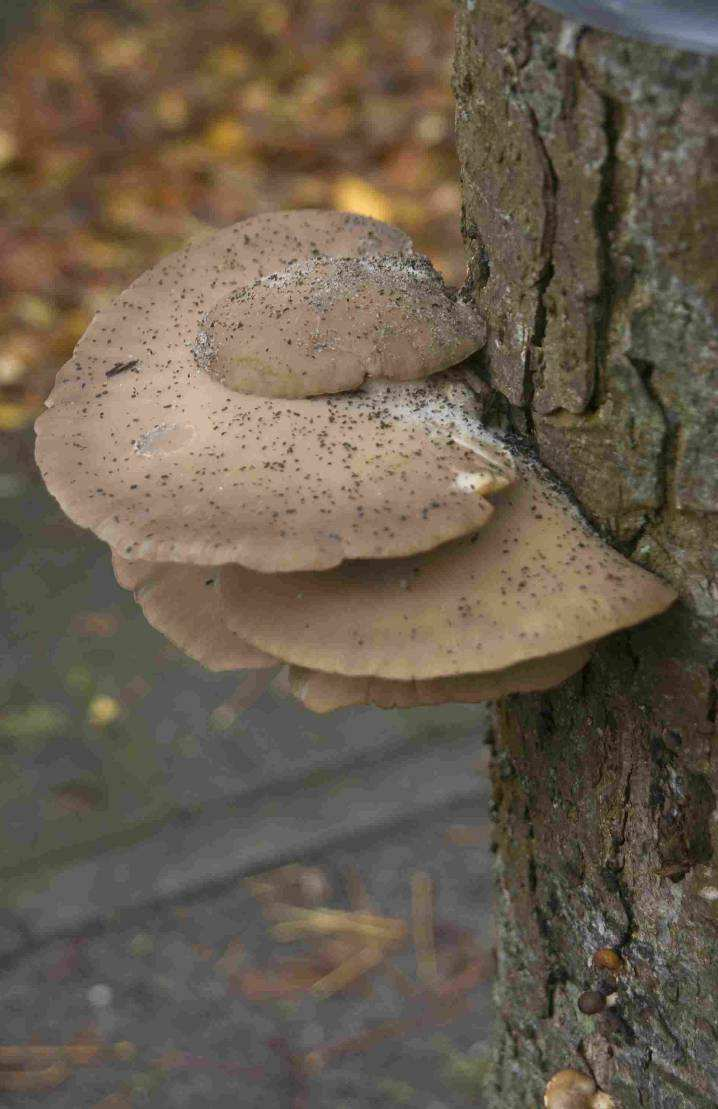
[625,354,673,557]
[586,84,621,413]
[605,766,637,952]
[522,109,558,436]
[506,12,561,435]
[708,666,717,727]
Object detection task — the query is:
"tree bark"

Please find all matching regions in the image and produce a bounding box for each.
[454,3,718,1105]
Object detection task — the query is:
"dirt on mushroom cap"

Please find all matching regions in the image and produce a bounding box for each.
[41,210,414,411]
[288,644,594,712]
[111,552,276,671]
[195,253,486,398]
[219,463,677,681]
[35,374,515,572]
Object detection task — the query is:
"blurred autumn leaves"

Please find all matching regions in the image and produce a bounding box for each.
[0,0,464,427]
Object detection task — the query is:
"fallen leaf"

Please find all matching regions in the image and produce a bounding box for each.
[0,1062,70,1093]
[0,397,43,431]
[331,176,394,222]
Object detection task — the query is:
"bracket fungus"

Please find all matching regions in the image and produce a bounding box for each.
[35,209,677,713]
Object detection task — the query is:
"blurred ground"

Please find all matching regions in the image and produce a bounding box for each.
[0,3,495,1104]
[0,0,464,427]
[1,808,494,1109]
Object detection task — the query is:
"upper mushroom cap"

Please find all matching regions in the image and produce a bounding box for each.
[219,462,677,680]
[35,371,515,572]
[111,552,276,671]
[194,253,486,398]
[288,644,594,713]
[43,210,413,410]
[35,210,501,571]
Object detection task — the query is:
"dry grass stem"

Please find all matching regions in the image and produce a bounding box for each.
[344,863,374,913]
[411,871,439,987]
[0,1062,71,1093]
[310,944,387,999]
[271,905,406,942]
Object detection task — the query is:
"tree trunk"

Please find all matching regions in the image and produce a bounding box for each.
[454,3,718,1105]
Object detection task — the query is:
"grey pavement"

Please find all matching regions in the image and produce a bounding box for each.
[0,428,496,1106]
[2,803,494,1108]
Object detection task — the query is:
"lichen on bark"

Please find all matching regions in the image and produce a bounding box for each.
[454,2,718,1104]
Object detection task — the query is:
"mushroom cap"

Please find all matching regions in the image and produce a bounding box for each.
[36,372,515,572]
[220,463,677,680]
[111,552,276,671]
[43,210,413,411]
[544,1070,598,1109]
[288,644,594,713]
[195,253,485,398]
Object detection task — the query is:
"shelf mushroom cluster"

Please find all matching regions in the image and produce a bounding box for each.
[35,210,677,713]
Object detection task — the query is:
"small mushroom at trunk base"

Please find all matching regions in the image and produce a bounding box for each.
[544,1070,619,1108]
[544,1071,593,1108]
[592,948,625,976]
[578,989,606,1015]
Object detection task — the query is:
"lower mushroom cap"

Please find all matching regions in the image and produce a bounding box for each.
[220,463,677,680]
[288,644,594,712]
[111,552,276,671]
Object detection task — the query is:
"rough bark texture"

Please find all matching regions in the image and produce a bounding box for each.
[454,3,718,1105]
